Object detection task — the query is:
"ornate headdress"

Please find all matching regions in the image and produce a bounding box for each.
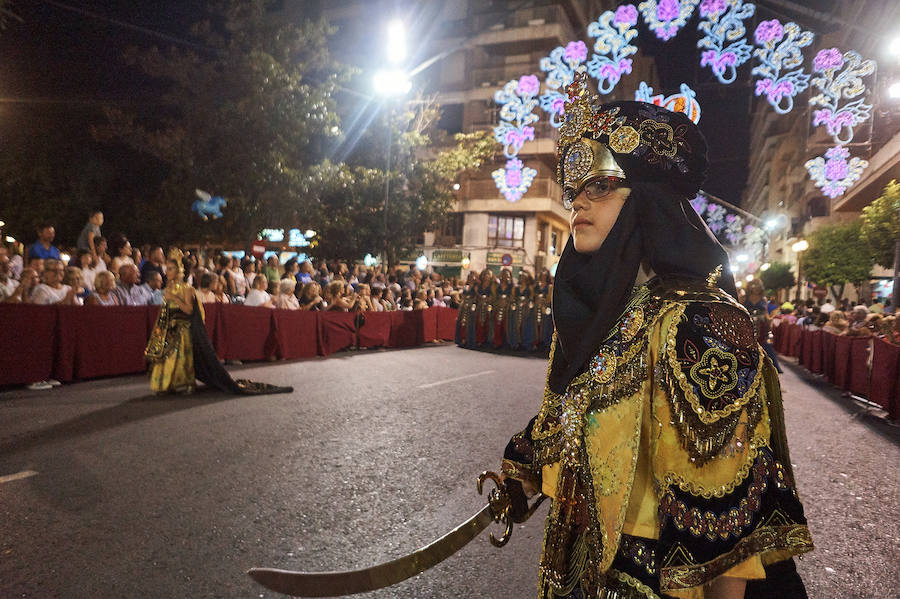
[556,72,708,197]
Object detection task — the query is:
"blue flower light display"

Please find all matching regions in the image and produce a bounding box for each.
[751,19,814,114]
[809,48,876,144]
[492,76,541,202]
[804,145,868,199]
[691,193,767,260]
[586,5,639,94]
[538,41,588,127]
[696,0,756,84]
[638,0,700,41]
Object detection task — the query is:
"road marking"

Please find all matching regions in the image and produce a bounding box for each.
[418,370,496,389]
[0,470,38,484]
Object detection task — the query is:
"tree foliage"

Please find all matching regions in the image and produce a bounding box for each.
[95,0,350,244]
[860,179,900,269]
[803,221,874,298]
[759,261,795,292]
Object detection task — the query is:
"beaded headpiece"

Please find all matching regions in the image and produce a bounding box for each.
[557,72,708,197]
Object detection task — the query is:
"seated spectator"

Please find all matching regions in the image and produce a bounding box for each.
[4,242,23,280]
[112,263,152,305]
[32,259,77,305]
[242,259,257,293]
[216,255,235,297]
[413,290,428,310]
[297,260,314,285]
[324,280,353,311]
[371,287,385,311]
[888,316,900,344]
[230,257,247,298]
[63,266,89,305]
[245,274,274,308]
[108,232,135,276]
[27,223,61,262]
[93,236,111,273]
[27,255,45,277]
[140,246,166,286]
[398,288,414,311]
[262,256,281,293]
[142,271,164,305]
[865,313,884,336]
[381,287,396,311]
[822,311,849,335]
[298,282,326,311]
[76,249,99,292]
[846,305,873,337]
[448,290,462,309]
[275,278,299,309]
[197,271,217,303]
[213,275,231,303]
[0,250,14,300]
[86,271,120,306]
[2,267,39,303]
[355,283,375,311]
[431,288,448,308]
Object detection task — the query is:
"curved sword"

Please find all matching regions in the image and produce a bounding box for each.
[248,471,545,597]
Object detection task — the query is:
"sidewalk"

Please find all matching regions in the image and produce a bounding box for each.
[776,357,900,598]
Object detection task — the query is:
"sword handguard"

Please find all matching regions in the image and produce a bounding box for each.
[477,471,546,548]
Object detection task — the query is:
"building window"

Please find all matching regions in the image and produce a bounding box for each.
[437,213,464,245]
[550,230,559,256]
[488,215,525,248]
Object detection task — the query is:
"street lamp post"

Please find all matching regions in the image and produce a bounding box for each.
[792,239,809,301]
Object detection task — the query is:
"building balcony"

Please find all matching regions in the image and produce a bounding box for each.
[468,5,577,49]
[458,176,568,221]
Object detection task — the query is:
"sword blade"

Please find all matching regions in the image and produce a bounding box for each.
[248,504,495,597]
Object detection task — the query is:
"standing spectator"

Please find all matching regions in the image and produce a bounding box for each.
[245,274,274,307]
[213,275,231,303]
[86,271,119,306]
[63,266,89,304]
[76,249,99,292]
[32,259,76,305]
[216,255,235,297]
[242,258,257,293]
[142,271,164,305]
[112,264,152,305]
[141,247,166,285]
[5,242,23,280]
[230,257,247,298]
[93,236,111,273]
[2,267,38,303]
[197,271,217,303]
[298,282,326,310]
[262,255,281,292]
[27,224,61,262]
[76,210,104,258]
[275,278,300,309]
[108,233,135,277]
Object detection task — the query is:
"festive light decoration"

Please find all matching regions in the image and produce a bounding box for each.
[690,193,768,260]
[492,159,538,203]
[751,20,814,114]
[192,189,227,220]
[696,0,756,84]
[638,0,700,41]
[538,41,588,127]
[586,5,639,94]
[634,81,702,123]
[804,145,868,198]
[492,76,541,202]
[809,49,876,144]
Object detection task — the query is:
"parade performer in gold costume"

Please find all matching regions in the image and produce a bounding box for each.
[500,74,812,599]
[146,250,292,396]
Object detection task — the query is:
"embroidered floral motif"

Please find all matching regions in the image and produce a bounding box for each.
[689,347,738,398]
[590,351,617,384]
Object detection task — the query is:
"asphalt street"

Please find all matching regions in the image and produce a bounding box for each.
[0,344,897,598]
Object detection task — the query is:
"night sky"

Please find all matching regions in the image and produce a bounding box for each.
[0,0,839,209]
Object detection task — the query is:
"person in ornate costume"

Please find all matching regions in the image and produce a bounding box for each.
[508,270,537,351]
[456,272,478,347]
[500,74,812,599]
[146,250,293,396]
[492,268,514,348]
[535,268,554,352]
[474,268,495,347]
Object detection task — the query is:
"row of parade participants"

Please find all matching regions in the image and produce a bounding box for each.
[454,267,553,352]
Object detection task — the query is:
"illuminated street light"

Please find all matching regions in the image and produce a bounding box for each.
[792,239,809,299]
[760,262,771,271]
[745,274,754,282]
[791,239,809,253]
[461,256,471,269]
[735,253,749,263]
[729,265,739,273]
[735,281,743,289]
[386,19,407,64]
[304,229,316,238]
[452,183,460,191]
[373,69,412,96]
[415,255,428,270]
[889,36,900,57]
[765,218,778,230]
[888,81,900,100]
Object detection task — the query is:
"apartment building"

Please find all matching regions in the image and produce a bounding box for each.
[742,0,900,296]
[307,0,658,277]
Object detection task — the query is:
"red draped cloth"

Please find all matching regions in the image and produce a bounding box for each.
[391,310,423,348]
[436,307,458,341]
[832,336,853,390]
[772,323,785,354]
[788,325,803,358]
[200,303,225,359]
[422,308,438,343]
[357,311,392,348]
[318,311,357,355]
[823,332,838,384]
[218,304,276,361]
[810,330,824,374]
[800,329,813,368]
[0,304,59,385]
[869,339,899,418]
[55,305,149,380]
[848,337,871,398]
[273,310,320,359]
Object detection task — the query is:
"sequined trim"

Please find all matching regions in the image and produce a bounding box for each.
[603,569,659,599]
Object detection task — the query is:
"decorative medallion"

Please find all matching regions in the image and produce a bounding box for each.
[619,307,645,341]
[609,125,640,154]
[638,119,678,157]
[589,350,617,384]
[563,140,595,188]
[558,99,593,147]
[689,347,738,398]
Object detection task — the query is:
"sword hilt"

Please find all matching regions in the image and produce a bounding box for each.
[477,471,546,548]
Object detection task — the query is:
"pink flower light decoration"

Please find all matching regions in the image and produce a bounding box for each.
[754,19,784,44]
[813,48,844,72]
[563,40,588,63]
[699,0,726,17]
[613,4,639,26]
[657,0,679,21]
[516,75,540,97]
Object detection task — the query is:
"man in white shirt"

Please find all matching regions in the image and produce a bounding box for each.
[32,259,76,305]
